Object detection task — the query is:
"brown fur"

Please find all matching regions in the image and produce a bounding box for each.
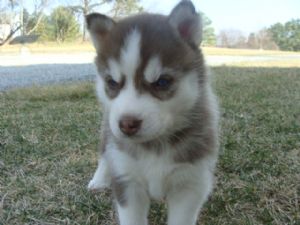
[88,7,218,208]
[94,13,206,101]
[92,12,216,164]
[111,175,128,206]
[104,76,125,99]
[86,2,220,223]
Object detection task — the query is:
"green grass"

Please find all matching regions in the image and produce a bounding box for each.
[1,67,300,225]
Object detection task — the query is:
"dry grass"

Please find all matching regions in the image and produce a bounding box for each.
[223,59,300,68]
[0,42,94,54]
[202,47,300,56]
[1,67,300,225]
[1,42,300,56]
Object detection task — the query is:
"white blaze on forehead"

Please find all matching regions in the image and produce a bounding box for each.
[108,59,121,82]
[144,56,162,83]
[120,29,141,78]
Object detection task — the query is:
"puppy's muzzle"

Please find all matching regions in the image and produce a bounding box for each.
[119,116,142,136]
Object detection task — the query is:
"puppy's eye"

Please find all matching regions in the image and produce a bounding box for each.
[152,75,173,90]
[106,76,119,89]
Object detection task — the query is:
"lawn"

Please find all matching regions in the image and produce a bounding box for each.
[0,42,94,54]
[0,66,299,225]
[1,42,299,56]
[202,47,300,56]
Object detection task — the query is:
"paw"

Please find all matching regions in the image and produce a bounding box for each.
[87,176,110,192]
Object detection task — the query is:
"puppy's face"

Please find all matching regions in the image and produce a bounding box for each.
[87,1,204,142]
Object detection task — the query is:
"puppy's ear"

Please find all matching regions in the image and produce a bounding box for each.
[85,13,115,51]
[168,0,202,46]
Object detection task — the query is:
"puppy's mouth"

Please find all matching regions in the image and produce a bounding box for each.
[110,115,174,144]
[112,126,166,144]
[117,132,161,144]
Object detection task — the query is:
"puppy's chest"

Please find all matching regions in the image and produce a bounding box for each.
[136,154,175,200]
[110,143,185,200]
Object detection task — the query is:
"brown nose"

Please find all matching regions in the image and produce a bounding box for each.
[119,116,142,136]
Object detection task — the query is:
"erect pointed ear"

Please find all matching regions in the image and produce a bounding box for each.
[168,0,202,47]
[85,13,115,51]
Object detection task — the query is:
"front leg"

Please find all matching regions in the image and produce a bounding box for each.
[166,167,213,225]
[167,188,209,225]
[113,178,150,225]
[88,157,111,191]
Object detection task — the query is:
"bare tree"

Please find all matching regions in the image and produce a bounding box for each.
[110,0,143,19]
[8,0,18,10]
[0,0,50,45]
[256,28,278,50]
[25,0,50,35]
[0,0,20,45]
[217,29,247,48]
[0,25,21,45]
[247,32,259,49]
[218,30,230,48]
[70,0,142,41]
[0,10,11,24]
[71,0,112,41]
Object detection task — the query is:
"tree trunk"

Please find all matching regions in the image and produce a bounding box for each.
[0,26,21,46]
[26,13,44,35]
[82,17,87,42]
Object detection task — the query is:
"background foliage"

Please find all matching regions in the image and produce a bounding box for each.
[0,1,300,49]
[269,19,300,51]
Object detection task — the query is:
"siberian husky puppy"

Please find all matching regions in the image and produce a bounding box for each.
[86,1,219,225]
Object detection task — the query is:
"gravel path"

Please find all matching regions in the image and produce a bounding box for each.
[0,63,96,91]
[0,52,97,91]
[1,51,299,91]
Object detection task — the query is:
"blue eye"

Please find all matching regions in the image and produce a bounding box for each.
[156,78,170,87]
[108,79,118,86]
[106,76,119,89]
[153,76,173,90]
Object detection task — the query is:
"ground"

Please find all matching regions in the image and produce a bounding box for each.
[1,45,300,91]
[0,63,299,224]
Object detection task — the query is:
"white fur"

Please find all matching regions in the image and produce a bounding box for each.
[89,23,218,225]
[116,181,150,225]
[144,56,162,83]
[88,156,111,191]
[92,56,216,225]
[108,70,200,142]
[108,59,122,82]
[104,141,216,225]
[120,29,141,78]
[95,29,200,142]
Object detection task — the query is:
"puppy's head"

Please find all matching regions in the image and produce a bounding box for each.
[86,1,205,142]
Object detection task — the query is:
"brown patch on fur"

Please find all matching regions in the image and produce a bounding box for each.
[134,69,179,100]
[86,13,114,35]
[93,13,206,100]
[111,176,128,206]
[168,0,201,49]
[104,75,125,99]
[113,135,165,157]
[171,93,218,163]
[94,12,216,163]
[132,14,204,100]
[172,127,217,163]
[140,139,164,153]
